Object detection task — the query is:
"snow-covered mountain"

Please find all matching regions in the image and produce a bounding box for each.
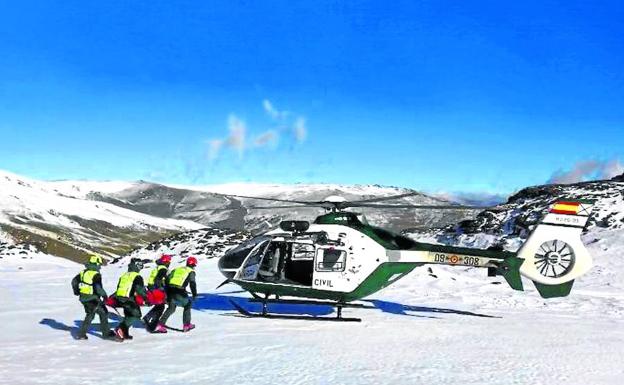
[410,175,624,251]
[87,181,478,232]
[3,168,623,269]
[0,170,481,262]
[0,170,203,262]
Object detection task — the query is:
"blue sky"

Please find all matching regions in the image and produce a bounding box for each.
[1,1,623,196]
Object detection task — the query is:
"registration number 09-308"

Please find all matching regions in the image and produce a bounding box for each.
[433,253,480,266]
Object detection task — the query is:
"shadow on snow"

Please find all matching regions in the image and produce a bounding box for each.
[192,293,500,319]
[192,293,334,316]
[39,294,499,336]
[39,313,145,339]
[363,299,500,318]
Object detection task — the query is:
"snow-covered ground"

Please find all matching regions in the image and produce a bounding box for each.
[1,228,623,384]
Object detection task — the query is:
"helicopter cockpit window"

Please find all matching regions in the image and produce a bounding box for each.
[315,248,346,272]
[259,241,287,280]
[291,243,315,260]
[239,239,271,281]
[221,236,271,271]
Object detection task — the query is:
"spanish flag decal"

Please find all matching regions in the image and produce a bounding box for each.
[550,201,582,215]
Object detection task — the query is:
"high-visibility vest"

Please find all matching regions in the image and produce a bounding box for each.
[115,272,139,298]
[79,270,98,295]
[168,267,193,289]
[147,265,168,287]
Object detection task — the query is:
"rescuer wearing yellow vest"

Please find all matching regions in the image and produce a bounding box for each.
[154,256,198,333]
[142,254,172,332]
[113,258,148,340]
[71,255,120,341]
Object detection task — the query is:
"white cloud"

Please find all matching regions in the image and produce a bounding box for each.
[206,100,309,162]
[205,115,246,161]
[602,159,624,179]
[207,139,224,161]
[226,114,246,158]
[254,130,278,148]
[263,100,307,144]
[548,160,600,184]
[293,117,307,143]
[263,99,288,120]
[548,159,624,184]
[433,191,508,207]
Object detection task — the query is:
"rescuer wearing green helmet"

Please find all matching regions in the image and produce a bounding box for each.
[71,255,119,341]
[113,258,148,340]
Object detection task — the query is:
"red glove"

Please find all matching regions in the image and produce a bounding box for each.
[104,296,118,307]
[146,289,166,305]
[135,294,145,306]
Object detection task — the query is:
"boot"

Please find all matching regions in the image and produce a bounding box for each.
[120,324,133,340]
[183,323,195,332]
[74,333,88,340]
[145,318,158,333]
[104,331,123,342]
[114,327,125,340]
[153,323,168,333]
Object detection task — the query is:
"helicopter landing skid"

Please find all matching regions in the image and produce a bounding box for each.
[247,297,373,309]
[229,299,362,322]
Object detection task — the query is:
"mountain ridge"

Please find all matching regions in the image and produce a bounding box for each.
[0,170,477,262]
[3,168,622,264]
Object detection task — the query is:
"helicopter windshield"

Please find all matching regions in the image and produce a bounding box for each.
[238,238,271,281]
[219,236,272,271]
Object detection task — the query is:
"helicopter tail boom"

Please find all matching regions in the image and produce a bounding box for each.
[515,200,595,298]
[390,200,595,298]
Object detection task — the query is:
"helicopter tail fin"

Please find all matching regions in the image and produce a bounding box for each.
[515,200,595,298]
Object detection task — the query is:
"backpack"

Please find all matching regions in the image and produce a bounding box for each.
[71,274,81,296]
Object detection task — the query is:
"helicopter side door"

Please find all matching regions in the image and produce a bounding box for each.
[235,239,271,281]
[283,242,315,286]
[312,246,348,292]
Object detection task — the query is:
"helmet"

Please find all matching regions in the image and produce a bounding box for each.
[130,258,144,270]
[186,257,198,267]
[88,255,103,266]
[158,254,172,265]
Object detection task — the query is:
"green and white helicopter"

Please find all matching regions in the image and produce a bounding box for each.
[213,194,595,321]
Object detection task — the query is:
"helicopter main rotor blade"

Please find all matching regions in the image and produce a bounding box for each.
[183,190,504,213]
[185,205,324,212]
[211,193,313,205]
[346,203,489,210]
[347,192,422,204]
[185,208,238,212]
[212,191,433,206]
[244,205,325,209]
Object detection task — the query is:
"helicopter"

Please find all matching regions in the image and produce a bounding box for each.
[204,193,595,322]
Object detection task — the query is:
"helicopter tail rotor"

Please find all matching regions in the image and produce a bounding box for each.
[516,200,595,298]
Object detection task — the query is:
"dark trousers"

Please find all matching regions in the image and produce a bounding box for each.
[144,304,165,329]
[78,299,109,337]
[160,292,192,325]
[117,298,142,336]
